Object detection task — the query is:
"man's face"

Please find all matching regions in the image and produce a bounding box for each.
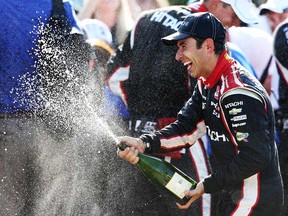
[266,11,288,32]
[211,2,241,28]
[175,37,209,78]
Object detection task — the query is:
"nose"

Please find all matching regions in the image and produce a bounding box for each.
[175,49,182,61]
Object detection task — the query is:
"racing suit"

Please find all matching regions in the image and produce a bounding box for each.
[106,6,212,216]
[140,51,284,216]
[275,61,288,216]
[107,6,193,120]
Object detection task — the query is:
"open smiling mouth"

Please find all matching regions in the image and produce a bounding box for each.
[184,61,192,70]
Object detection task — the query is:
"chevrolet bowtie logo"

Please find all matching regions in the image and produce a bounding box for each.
[229,108,242,115]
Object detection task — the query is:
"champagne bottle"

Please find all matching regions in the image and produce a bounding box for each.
[118,143,197,204]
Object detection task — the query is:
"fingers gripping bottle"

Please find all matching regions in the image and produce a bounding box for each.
[118,143,197,204]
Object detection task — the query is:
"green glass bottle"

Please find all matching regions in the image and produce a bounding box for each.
[118,143,198,204]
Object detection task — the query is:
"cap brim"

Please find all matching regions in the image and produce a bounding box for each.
[161,32,191,46]
[222,0,259,24]
[259,2,287,15]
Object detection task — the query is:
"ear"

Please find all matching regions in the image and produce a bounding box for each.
[204,38,215,54]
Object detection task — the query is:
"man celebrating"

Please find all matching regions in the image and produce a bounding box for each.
[117,12,284,215]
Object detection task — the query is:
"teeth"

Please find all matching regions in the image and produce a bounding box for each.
[184,62,191,66]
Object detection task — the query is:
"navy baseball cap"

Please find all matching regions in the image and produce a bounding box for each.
[162,12,226,46]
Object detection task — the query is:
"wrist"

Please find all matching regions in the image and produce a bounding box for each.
[143,140,150,150]
[140,137,152,154]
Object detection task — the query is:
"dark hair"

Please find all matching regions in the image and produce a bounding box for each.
[214,41,226,54]
[194,37,226,54]
[194,37,205,49]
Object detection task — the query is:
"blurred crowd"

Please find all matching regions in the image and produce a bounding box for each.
[1,0,288,215]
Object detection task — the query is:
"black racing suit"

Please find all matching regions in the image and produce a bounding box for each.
[275,61,288,216]
[106,6,212,216]
[141,51,284,216]
[107,6,194,120]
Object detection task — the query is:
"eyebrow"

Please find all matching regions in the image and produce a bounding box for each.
[177,40,188,47]
[178,41,185,45]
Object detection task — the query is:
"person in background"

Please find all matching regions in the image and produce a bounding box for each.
[257,0,288,110]
[80,18,129,124]
[137,0,170,10]
[68,0,85,14]
[77,0,134,47]
[187,0,259,76]
[128,0,171,20]
[81,18,114,84]
[251,0,288,103]
[187,0,258,27]
[117,12,284,216]
[273,18,288,216]
[0,0,84,215]
[259,0,288,33]
[248,0,288,109]
[227,26,277,92]
[256,5,288,212]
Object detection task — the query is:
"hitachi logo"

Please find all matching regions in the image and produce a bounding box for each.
[207,126,229,142]
[150,11,183,31]
[225,101,243,109]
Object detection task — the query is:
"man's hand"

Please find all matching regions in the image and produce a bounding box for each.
[116,136,145,165]
[176,181,205,209]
